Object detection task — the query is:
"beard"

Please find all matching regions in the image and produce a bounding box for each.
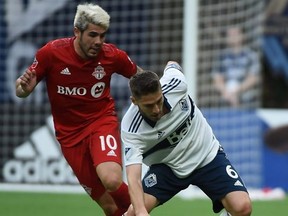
[78,36,101,59]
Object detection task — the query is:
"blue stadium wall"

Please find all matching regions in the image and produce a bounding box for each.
[202,109,288,191]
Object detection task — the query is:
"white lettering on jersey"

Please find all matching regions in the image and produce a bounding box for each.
[166,114,192,146]
[57,86,86,95]
[56,82,105,98]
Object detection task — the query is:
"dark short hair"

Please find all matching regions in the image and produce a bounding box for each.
[129,70,161,99]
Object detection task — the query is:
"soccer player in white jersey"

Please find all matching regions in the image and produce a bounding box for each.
[121,61,252,216]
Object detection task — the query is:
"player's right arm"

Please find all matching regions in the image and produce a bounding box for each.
[126,163,150,216]
[15,43,49,98]
[15,68,37,98]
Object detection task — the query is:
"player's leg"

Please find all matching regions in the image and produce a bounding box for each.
[91,115,130,214]
[143,193,159,213]
[60,140,119,215]
[191,147,252,216]
[96,161,130,210]
[97,191,118,215]
[221,191,251,216]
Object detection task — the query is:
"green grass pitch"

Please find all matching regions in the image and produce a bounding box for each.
[0,191,287,216]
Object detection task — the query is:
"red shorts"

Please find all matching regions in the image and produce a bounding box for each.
[61,115,123,200]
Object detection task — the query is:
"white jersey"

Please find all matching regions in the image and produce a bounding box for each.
[121,64,220,178]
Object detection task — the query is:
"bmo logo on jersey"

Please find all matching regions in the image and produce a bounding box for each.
[57,82,105,98]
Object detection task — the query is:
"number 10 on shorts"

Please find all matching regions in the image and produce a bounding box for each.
[99,135,118,151]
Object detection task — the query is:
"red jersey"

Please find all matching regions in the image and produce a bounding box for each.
[29,37,137,147]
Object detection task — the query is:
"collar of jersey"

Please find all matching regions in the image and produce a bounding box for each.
[141,96,171,128]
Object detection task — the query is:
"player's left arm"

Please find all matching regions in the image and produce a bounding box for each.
[115,48,143,77]
[166,60,179,66]
[163,61,183,74]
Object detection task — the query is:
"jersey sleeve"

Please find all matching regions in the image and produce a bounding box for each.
[115,48,137,78]
[160,62,188,108]
[121,110,144,166]
[162,62,186,83]
[28,43,51,82]
[122,132,143,166]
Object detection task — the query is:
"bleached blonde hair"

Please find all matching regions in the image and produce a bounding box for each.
[73,3,110,31]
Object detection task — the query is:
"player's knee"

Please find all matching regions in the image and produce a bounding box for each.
[241,200,252,216]
[102,174,123,192]
[232,199,252,216]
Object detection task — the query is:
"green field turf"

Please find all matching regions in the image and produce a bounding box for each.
[0,191,287,216]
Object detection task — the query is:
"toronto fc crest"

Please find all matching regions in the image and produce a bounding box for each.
[92,65,106,80]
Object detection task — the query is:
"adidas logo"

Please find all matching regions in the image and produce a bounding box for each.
[157,131,165,139]
[107,150,117,157]
[234,180,243,187]
[2,115,77,184]
[60,67,71,75]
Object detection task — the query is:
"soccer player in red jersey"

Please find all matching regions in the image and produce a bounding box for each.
[15,3,142,216]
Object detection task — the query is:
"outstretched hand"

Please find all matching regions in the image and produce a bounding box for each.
[19,69,37,92]
[16,69,37,97]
